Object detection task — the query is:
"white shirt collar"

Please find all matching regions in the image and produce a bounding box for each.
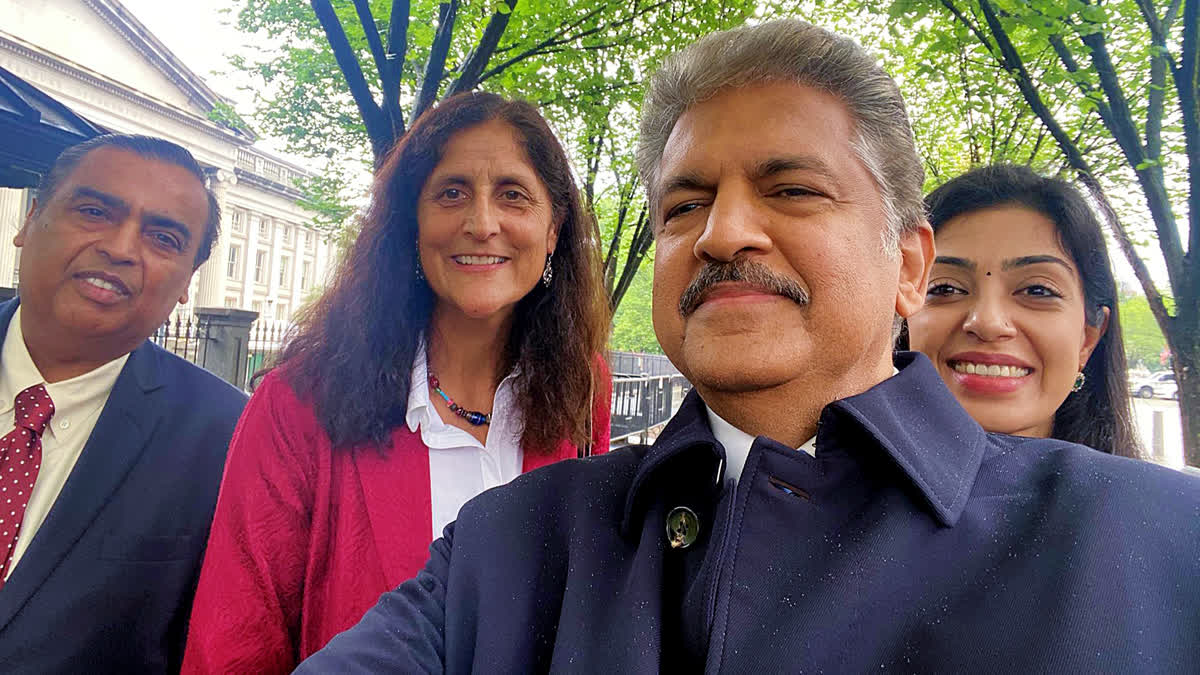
[705,367,899,484]
[0,306,128,443]
[405,336,520,450]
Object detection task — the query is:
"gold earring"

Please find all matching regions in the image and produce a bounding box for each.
[1071,370,1086,392]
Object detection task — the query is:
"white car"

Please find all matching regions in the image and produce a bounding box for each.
[1130,371,1177,400]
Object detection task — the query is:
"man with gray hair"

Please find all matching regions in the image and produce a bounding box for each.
[298,19,1199,672]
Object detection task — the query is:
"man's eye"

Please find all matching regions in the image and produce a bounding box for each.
[774,186,819,198]
[151,232,183,251]
[79,206,107,219]
[501,190,527,202]
[440,188,464,200]
[665,202,701,221]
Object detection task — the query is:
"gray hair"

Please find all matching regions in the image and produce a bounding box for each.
[637,19,926,255]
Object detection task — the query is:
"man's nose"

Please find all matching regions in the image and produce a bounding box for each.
[94,218,140,264]
[962,292,1017,341]
[693,185,773,262]
[463,198,500,240]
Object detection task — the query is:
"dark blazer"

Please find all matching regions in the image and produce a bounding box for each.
[299,352,1200,674]
[0,299,247,673]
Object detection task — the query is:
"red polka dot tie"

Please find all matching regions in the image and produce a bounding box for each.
[0,384,53,588]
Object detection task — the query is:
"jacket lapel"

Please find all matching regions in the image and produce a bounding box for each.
[353,428,433,588]
[0,340,164,632]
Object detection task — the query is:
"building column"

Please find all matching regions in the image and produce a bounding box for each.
[0,189,27,291]
[241,212,259,307]
[195,169,236,308]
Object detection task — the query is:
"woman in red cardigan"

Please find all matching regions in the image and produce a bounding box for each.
[182,93,612,674]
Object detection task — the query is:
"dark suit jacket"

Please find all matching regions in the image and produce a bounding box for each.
[0,300,247,673]
[298,352,1200,674]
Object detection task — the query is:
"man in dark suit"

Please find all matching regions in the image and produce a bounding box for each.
[0,134,246,672]
[298,19,1200,673]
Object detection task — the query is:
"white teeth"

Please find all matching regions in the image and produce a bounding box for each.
[83,277,123,294]
[952,361,1030,377]
[454,255,505,265]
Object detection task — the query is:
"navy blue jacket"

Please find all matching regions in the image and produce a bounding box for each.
[0,300,247,673]
[299,352,1200,673]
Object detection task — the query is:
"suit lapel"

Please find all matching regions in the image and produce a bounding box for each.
[353,428,433,588]
[0,340,164,631]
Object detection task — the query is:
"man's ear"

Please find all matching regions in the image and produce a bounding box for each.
[14,199,37,248]
[895,221,935,319]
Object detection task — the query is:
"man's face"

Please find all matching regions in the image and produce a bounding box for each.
[15,146,208,354]
[651,81,929,401]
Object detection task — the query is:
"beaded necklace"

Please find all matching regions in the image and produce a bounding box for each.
[427,371,491,426]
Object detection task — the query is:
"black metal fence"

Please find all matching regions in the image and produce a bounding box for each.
[149,314,213,365]
[244,320,287,390]
[610,372,691,446]
[148,314,285,391]
[609,350,679,378]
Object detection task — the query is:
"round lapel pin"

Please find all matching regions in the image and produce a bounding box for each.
[666,506,700,549]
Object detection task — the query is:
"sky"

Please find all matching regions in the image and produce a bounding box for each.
[120,0,305,161]
[116,0,1174,296]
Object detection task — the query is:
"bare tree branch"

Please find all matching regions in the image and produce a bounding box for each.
[963,0,1172,329]
[1075,13,1185,292]
[352,0,404,140]
[445,0,519,97]
[310,0,388,159]
[413,0,459,122]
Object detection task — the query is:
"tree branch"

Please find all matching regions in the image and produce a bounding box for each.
[413,0,458,122]
[611,204,652,311]
[444,0,519,98]
[475,3,611,83]
[1076,14,1185,293]
[352,0,404,141]
[385,0,411,130]
[1176,0,1199,307]
[965,0,1172,327]
[310,0,388,159]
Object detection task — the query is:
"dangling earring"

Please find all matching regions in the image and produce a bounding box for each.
[542,253,553,287]
[1071,370,1086,392]
[415,247,425,280]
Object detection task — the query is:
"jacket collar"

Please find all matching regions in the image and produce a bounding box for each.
[621,352,987,535]
[0,299,164,395]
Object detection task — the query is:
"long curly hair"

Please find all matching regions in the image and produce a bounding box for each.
[923,164,1141,457]
[277,92,609,454]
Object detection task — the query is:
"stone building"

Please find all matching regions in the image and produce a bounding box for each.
[0,0,339,330]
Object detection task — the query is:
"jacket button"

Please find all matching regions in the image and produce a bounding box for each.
[666,506,700,549]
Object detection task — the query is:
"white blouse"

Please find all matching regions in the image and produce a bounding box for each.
[404,345,524,540]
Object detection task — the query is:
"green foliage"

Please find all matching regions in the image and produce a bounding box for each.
[207,100,253,134]
[609,251,661,354]
[225,0,747,311]
[1120,294,1169,371]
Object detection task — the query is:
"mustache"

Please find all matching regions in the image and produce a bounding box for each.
[678,260,810,316]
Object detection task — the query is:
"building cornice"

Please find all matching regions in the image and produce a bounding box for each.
[0,32,248,147]
[234,167,305,201]
[85,0,252,139]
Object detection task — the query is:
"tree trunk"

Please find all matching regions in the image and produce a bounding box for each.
[1170,334,1200,466]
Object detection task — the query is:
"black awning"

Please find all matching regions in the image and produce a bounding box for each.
[0,65,104,189]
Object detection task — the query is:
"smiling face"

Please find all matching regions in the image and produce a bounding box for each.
[15,146,208,359]
[906,205,1107,438]
[650,81,931,407]
[417,119,558,322]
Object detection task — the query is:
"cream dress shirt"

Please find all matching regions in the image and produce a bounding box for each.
[0,307,127,579]
[405,342,524,540]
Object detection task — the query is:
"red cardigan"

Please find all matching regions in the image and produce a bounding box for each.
[182,367,610,674]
